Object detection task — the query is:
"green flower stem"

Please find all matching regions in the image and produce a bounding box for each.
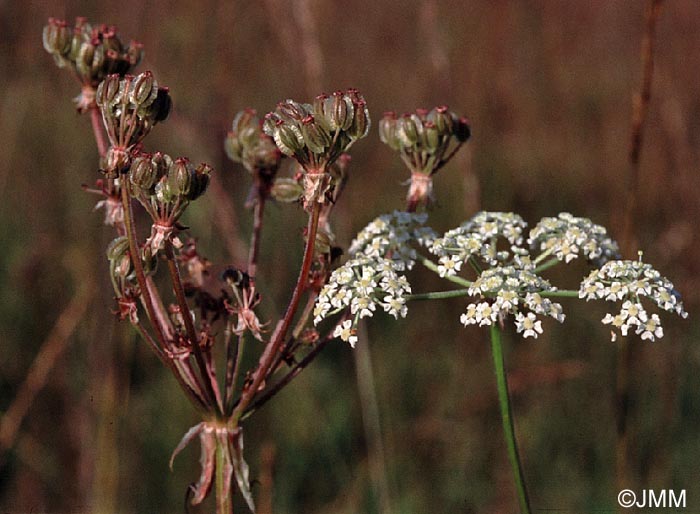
[539,289,579,298]
[407,289,472,301]
[533,245,557,265]
[534,257,560,274]
[215,439,233,514]
[490,324,532,514]
[420,257,473,287]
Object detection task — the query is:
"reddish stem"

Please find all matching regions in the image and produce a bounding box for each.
[406,196,419,213]
[90,106,108,158]
[248,192,266,283]
[231,201,321,422]
[165,242,223,416]
[121,185,208,412]
[242,314,347,420]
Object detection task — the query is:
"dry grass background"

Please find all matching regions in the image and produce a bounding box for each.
[1,0,699,512]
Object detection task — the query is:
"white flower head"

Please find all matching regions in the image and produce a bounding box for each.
[475,301,499,326]
[314,256,412,326]
[333,320,358,348]
[430,212,528,266]
[582,259,687,341]
[515,312,543,339]
[382,295,407,319]
[349,211,436,270]
[528,213,620,265]
[437,255,463,277]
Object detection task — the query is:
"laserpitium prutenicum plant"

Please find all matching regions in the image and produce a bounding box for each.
[44,17,687,514]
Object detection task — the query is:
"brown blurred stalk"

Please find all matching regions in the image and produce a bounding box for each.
[616,0,664,498]
[620,0,664,257]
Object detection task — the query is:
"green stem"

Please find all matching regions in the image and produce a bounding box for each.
[420,257,473,287]
[406,288,471,301]
[533,257,560,274]
[533,245,557,265]
[215,439,233,514]
[539,289,580,298]
[490,324,532,514]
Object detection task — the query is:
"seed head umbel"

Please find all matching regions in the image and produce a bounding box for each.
[379,106,470,210]
[43,17,143,112]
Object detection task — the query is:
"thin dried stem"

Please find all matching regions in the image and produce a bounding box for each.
[354,322,392,514]
[0,284,93,452]
[293,0,324,95]
[257,443,276,514]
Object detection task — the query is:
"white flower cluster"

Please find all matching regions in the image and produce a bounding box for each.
[429,212,528,270]
[579,259,688,341]
[314,256,411,347]
[348,211,436,271]
[460,265,565,338]
[528,213,619,265]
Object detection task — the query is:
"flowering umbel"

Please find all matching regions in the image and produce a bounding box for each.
[579,258,688,341]
[320,209,687,347]
[44,14,690,513]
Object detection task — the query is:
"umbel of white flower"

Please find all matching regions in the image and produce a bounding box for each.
[579,259,688,342]
[315,210,687,347]
[348,210,436,271]
[315,211,429,346]
[459,266,565,339]
[314,256,411,347]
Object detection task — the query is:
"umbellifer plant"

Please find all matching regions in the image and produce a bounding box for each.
[44,17,688,514]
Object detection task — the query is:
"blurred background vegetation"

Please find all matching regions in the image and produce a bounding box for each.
[1,0,699,512]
